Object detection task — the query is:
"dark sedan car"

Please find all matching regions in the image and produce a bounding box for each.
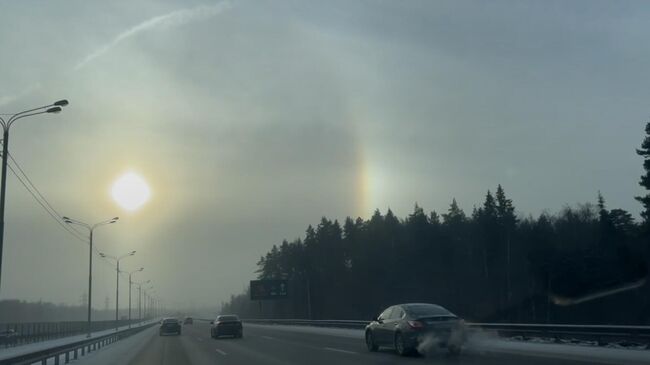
[365,303,466,356]
[211,315,243,338]
[159,317,182,336]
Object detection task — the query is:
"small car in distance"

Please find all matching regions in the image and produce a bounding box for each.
[365,303,466,356]
[211,315,243,338]
[159,317,182,336]
[183,317,193,325]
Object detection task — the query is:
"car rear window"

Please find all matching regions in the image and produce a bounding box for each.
[218,315,239,321]
[404,304,453,317]
[163,318,179,324]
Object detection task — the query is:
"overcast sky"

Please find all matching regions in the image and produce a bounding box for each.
[0,0,647,309]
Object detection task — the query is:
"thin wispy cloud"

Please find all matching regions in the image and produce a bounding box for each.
[74,1,232,70]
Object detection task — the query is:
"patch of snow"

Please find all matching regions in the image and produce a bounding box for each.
[0,321,155,361]
[65,325,156,365]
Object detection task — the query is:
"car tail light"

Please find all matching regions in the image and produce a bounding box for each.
[407,320,424,328]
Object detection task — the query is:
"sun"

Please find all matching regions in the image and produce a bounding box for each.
[111,172,151,211]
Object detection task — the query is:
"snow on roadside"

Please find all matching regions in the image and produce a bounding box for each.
[0,321,154,361]
[248,323,650,365]
[460,329,650,365]
[64,325,156,365]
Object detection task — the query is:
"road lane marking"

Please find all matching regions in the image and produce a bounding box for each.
[323,347,358,355]
[215,348,227,355]
[261,335,276,340]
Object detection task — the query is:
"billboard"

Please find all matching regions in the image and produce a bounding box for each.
[250,279,288,300]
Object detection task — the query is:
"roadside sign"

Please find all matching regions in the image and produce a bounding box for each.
[250,280,288,300]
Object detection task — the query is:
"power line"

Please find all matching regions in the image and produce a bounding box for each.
[5,162,88,243]
[2,147,118,268]
[7,152,86,237]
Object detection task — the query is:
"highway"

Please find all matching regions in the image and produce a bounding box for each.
[114,321,647,365]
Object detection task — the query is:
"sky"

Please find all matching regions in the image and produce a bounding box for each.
[0,0,648,310]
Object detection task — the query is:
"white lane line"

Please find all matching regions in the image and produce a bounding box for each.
[215,348,228,355]
[323,347,358,355]
[261,335,276,340]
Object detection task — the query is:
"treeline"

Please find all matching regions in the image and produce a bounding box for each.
[0,300,119,323]
[221,123,650,324]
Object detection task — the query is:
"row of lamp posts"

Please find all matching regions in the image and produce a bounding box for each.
[0,100,162,337]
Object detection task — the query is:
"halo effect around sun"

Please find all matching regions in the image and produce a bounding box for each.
[111,172,151,211]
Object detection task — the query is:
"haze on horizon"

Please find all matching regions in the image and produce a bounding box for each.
[0,0,647,310]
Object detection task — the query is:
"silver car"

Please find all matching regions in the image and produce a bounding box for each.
[365,303,466,356]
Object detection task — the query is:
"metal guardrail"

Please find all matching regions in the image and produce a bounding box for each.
[0,319,146,348]
[238,318,650,347]
[0,321,157,365]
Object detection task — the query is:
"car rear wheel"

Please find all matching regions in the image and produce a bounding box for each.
[394,333,412,356]
[365,331,378,352]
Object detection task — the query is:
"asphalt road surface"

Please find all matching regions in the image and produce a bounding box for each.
[123,321,624,365]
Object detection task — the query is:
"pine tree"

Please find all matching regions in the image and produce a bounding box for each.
[443,198,466,225]
[482,190,498,220]
[597,191,609,224]
[636,122,650,225]
[596,191,616,249]
[429,211,441,226]
[496,185,517,227]
[495,185,517,308]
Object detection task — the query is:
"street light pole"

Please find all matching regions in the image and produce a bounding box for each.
[145,286,154,319]
[128,268,143,328]
[142,290,147,319]
[100,251,135,330]
[148,286,154,318]
[0,100,68,295]
[136,280,150,322]
[63,216,118,337]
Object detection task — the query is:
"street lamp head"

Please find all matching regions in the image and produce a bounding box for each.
[46,107,61,114]
[130,251,136,255]
[99,253,106,258]
[112,217,119,221]
[138,267,144,272]
[53,99,69,107]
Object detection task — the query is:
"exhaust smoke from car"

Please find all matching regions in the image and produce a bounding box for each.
[416,333,445,355]
[460,328,502,355]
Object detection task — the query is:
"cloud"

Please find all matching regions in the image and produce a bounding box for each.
[74,1,232,70]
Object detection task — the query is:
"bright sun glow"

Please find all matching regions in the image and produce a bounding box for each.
[111,172,151,211]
